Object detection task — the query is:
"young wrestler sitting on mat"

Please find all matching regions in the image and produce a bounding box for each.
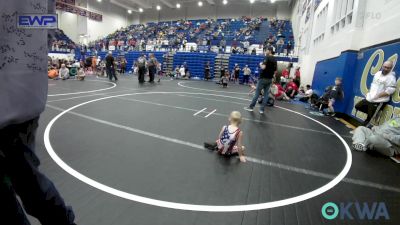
[204,111,246,162]
[76,67,86,81]
[221,73,229,88]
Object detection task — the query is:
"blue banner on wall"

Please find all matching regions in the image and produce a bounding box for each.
[312,41,400,124]
[347,42,399,124]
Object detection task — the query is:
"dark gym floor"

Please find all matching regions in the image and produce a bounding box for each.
[29,76,400,225]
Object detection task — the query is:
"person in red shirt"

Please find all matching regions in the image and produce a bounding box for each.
[275,82,290,101]
[281,67,289,78]
[280,65,290,87]
[294,66,301,87]
[285,79,299,99]
[295,66,301,78]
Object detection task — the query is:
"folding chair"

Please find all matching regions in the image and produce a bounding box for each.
[366,102,385,127]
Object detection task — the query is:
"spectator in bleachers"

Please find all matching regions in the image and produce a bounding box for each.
[355,61,396,126]
[242,40,250,54]
[352,117,400,158]
[231,46,239,54]
[251,48,257,55]
[220,38,226,53]
[182,38,187,51]
[207,38,211,49]
[85,17,293,59]
[59,64,70,80]
[276,38,284,55]
[286,40,293,56]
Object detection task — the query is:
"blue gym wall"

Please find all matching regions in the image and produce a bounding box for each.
[173,52,217,79]
[312,40,400,123]
[82,50,299,79]
[312,51,358,113]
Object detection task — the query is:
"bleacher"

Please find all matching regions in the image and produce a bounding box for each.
[88,17,294,52]
[50,29,76,53]
[63,17,297,80]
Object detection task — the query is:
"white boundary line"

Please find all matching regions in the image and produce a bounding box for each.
[47,88,139,103]
[48,80,117,97]
[43,91,352,212]
[177,83,354,138]
[178,81,249,95]
[46,103,400,194]
[103,94,351,138]
[193,108,207,116]
[204,109,217,118]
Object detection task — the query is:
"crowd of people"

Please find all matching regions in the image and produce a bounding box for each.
[50,29,77,53]
[76,17,293,56]
[51,17,295,56]
[47,54,130,81]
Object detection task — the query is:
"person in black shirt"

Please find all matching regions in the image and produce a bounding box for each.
[147,53,158,83]
[233,64,240,83]
[313,77,344,116]
[105,52,117,81]
[220,66,226,79]
[204,62,211,80]
[244,47,277,114]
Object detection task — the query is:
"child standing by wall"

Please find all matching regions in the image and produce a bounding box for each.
[204,111,246,162]
[313,77,344,116]
[221,73,229,88]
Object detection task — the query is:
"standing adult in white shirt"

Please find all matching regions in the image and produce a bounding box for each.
[355,61,396,125]
[179,65,186,79]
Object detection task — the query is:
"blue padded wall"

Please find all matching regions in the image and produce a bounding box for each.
[312,41,400,122]
[312,51,358,113]
[173,52,217,79]
[228,54,264,81]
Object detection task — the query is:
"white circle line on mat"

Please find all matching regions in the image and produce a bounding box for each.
[48,80,117,97]
[43,91,352,212]
[178,81,249,95]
